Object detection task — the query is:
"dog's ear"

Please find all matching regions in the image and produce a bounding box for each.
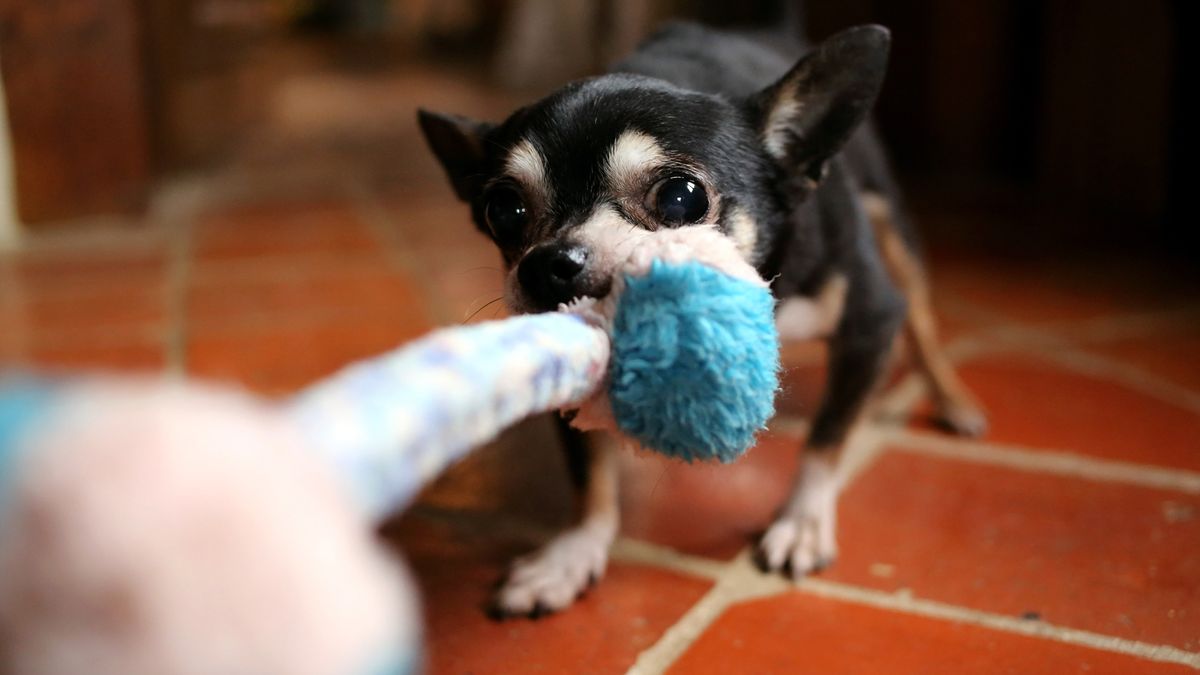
[750,25,890,184]
[417,109,496,202]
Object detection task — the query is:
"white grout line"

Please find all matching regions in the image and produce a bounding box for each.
[157,185,202,378]
[163,229,192,377]
[797,575,1200,669]
[1031,307,1200,345]
[617,415,1200,673]
[611,538,726,581]
[624,318,1200,672]
[620,544,1200,672]
[624,551,788,675]
[1039,347,1200,414]
[931,331,1200,415]
[624,426,895,674]
[932,298,1200,412]
[343,177,453,326]
[886,429,1200,494]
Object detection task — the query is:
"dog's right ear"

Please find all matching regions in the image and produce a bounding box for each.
[417,109,496,202]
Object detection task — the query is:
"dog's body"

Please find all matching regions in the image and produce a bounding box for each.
[420,21,986,616]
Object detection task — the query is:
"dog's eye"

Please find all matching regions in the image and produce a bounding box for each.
[653,175,709,225]
[484,187,528,241]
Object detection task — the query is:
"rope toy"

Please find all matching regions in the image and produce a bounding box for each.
[0,226,779,674]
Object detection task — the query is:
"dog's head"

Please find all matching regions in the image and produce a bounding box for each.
[419,26,889,313]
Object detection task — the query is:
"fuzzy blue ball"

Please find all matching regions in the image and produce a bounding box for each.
[608,260,779,462]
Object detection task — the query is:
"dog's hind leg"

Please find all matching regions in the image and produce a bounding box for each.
[863,192,988,437]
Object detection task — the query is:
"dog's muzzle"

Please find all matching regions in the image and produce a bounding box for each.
[516,243,611,311]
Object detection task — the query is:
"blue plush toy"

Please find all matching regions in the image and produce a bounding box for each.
[609,257,779,462]
[0,225,778,675]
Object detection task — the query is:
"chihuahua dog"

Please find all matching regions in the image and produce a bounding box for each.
[419,20,986,617]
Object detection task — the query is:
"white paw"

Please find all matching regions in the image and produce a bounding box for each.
[492,523,614,618]
[759,507,838,579]
[758,457,839,579]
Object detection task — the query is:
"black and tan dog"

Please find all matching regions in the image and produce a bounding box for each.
[419,20,986,617]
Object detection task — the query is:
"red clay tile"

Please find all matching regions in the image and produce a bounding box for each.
[934,261,1122,325]
[825,450,1200,650]
[0,246,166,346]
[186,312,431,394]
[929,254,1199,326]
[0,245,165,286]
[670,591,1195,674]
[1088,331,1200,394]
[383,198,489,253]
[0,284,164,338]
[930,301,991,343]
[1,253,166,371]
[186,263,425,325]
[10,339,165,372]
[387,514,712,675]
[910,352,1200,471]
[619,431,801,560]
[192,201,381,261]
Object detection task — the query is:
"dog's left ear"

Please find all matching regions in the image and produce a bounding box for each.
[417,109,496,202]
[750,25,890,184]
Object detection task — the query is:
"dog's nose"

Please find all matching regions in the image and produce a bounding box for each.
[517,244,590,310]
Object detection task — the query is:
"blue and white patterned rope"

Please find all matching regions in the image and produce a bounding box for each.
[287,311,610,520]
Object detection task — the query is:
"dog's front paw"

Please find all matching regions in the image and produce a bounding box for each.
[758,456,839,579]
[758,505,838,579]
[491,522,614,618]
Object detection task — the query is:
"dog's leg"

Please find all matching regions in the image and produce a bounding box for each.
[863,192,987,437]
[761,289,904,578]
[492,427,618,617]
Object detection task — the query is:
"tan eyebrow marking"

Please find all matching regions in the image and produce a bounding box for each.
[503,138,550,203]
[604,130,667,194]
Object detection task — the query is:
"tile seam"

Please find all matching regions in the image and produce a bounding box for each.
[887,429,1200,493]
[161,195,196,377]
[624,426,895,673]
[343,178,457,326]
[798,575,1200,669]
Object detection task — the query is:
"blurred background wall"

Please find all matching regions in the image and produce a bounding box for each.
[0,0,1189,255]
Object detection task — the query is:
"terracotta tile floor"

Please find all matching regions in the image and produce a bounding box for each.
[3,125,1199,673]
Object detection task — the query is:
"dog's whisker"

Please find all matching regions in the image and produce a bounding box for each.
[648,463,672,503]
[462,296,505,323]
